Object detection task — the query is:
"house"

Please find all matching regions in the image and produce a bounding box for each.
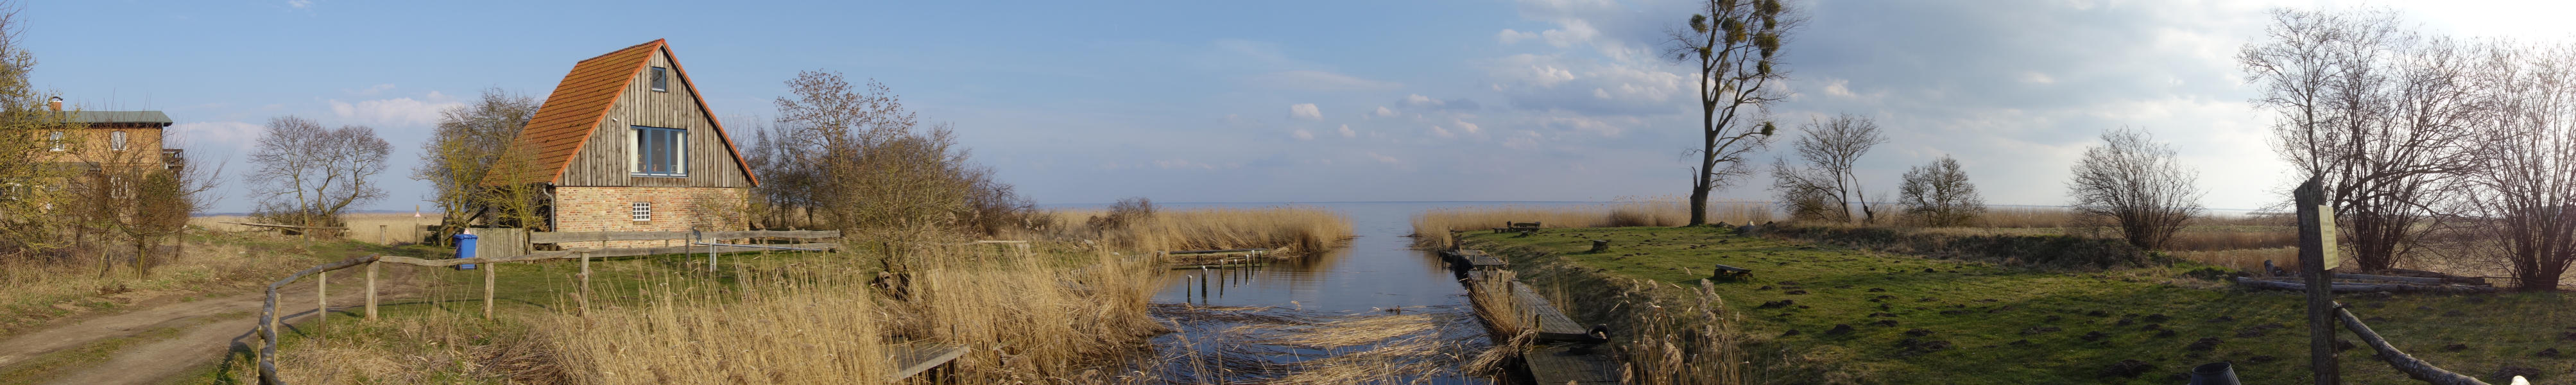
[501,39,756,249]
[41,98,180,171]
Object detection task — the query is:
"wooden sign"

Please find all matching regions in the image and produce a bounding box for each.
[2316,205,2337,271]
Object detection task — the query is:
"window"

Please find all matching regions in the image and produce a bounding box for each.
[108,131,126,151]
[649,67,668,92]
[630,126,687,177]
[631,202,651,221]
[46,131,62,151]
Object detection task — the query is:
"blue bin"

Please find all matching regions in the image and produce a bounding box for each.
[453,234,479,270]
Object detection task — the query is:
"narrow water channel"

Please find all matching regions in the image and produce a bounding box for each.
[1124,202,1589,384]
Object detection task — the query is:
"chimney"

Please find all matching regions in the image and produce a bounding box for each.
[46,97,59,112]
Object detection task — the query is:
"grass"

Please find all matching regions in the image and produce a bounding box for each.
[0,230,431,340]
[1411,200,1776,249]
[1463,226,2575,384]
[192,213,436,245]
[1036,206,1356,255]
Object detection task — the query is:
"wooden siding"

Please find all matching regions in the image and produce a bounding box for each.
[556,49,750,188]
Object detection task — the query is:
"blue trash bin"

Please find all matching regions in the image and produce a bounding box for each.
[453,234,479,270]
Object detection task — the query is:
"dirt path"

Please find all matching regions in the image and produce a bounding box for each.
[0,268,417,384]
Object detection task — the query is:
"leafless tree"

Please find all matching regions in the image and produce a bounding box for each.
[1900,155,1985,227]
[2068,127,2204,250]
[413,88,542,237]
[1771,114,1884,223]
[248,116,390,232]
[753,71,1034,238]
[2240,8,2484,272]
[2448,40,2576,291]
[0,1,85,259]
[1668,0,1800,226]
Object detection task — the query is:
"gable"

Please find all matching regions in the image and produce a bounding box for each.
[498,39,756,187]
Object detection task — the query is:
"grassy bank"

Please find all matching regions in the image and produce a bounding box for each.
[1463,226,2572,384]
[1411,200,1774,249]
[0,230,427,339]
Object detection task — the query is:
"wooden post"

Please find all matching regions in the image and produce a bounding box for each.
[2296,178,2340,384]
[483,259,496,320]
[378,224,388,244]
[316,271,327,336]
[365,261,378,321]
[580,252,592,318]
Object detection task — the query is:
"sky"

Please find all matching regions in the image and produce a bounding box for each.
[22,0,2576,214]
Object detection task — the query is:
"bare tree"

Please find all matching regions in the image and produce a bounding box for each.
[0,1,86,258]
[2240,8,2483,272]
[1772,114,1884,223]
[755,71,1035,237]
[413,88,542,237]
[248,116,390,232]
[1900,155,1985,227]
[2068,127,2204,250]
[2451,40,2576,291]
[1668,0,1799,226]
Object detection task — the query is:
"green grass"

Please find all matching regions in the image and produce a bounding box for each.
[1465,226,2576,384]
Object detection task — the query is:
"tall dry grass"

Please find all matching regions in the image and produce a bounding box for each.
[193,213,435,244]
[0,237,286,336]
[880,248,1165,382]
[1411,201,1775,249]
[1031,207,1354,255]
[542,266,895,384]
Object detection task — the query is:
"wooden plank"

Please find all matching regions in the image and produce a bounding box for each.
[1511,282,1592,342]
[889,344,968,381]
[1525,343,1622,384]
[372,243,839,268]
[530,230,840,243]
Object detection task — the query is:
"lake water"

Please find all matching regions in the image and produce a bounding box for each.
[1098,201,1601,384]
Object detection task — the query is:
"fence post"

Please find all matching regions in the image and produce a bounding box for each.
[316,271,327,337]
[2296,178,2340,384]
[483,259,496,320]
[580,252,592,318]
[366,261,378,321]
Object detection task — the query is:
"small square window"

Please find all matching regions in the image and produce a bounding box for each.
[46,131,62,151]
[650,67,668,92]
[631,202,651,221]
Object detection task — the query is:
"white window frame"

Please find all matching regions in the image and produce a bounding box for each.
[108,131,127,151]
[628,126,687,177]
[46,131,62,151]
[631,201,651,222]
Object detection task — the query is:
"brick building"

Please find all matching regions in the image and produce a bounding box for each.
[40,98,180,171]
[501,40,757,249]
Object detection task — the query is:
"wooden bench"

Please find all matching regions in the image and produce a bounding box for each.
[1493,221,1543,234]
[1710,264,1754,280]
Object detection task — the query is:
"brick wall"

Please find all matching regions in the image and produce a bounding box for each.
[38,126,165,166]
[552,185,748,250]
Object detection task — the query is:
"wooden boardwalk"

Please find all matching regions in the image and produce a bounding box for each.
[890,343,968,380]
[1526,344,1622,384]
[1509,283,1597,343]
[1441,250,1506,271]
[1453,249,1620,384]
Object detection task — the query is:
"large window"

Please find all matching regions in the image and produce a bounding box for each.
[631,126,687,177]
[650,67,669,92]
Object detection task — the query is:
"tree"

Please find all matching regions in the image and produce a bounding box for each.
[248,116,390,232]
[413,88,542,237]
[2068,127,2204,250]
[1900,155,1985,227]
[1770,114,1884,223]
[2451,40,2576,291]
[1667,0,1799,226]
[752,71,1035,237]
[0,1,87,257]
[2240,8,2482,272]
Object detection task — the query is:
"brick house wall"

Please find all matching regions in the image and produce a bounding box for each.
[551,185,748,250]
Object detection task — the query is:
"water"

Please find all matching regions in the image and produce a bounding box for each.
[1113,201,1601,384]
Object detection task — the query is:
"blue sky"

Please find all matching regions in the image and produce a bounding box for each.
[23,0,2576,213]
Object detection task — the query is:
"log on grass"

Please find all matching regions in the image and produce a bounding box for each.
[2335,303,2490,385]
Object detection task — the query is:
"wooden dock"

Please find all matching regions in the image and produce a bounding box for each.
[1455,254,1620,384]
[1441,249,1506,271]
[889,343,968,381]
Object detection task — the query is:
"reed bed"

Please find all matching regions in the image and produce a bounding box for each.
[1410,201,1774,249]
[1141,304,1482,384]
[1035,207,1355,255]
[541,268,894,384]
[1621,279,1742,385]
[881,247,1165,383]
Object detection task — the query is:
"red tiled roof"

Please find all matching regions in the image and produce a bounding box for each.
[498,39,757,186]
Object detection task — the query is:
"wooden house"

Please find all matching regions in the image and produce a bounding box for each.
[501,39,756,248]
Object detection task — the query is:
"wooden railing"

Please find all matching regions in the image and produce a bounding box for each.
[253,229,840,385]
[2335,302,2493,385]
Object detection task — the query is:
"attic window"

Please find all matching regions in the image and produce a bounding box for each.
[630,126,687,177]
[650,67,668,92]
[109,131,127,151]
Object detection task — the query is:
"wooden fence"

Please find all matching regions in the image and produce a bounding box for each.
[252,229,839,385]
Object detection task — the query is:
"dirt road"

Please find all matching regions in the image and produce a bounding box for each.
[0,269,415,384]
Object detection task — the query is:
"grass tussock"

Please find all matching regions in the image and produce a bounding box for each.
[1411,200,1776,249]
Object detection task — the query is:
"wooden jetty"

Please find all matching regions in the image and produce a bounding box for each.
[1163,248,1280,269]
[1454,250,1620,384]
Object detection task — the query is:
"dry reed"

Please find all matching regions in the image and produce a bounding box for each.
[542,268,893,384]
[1410,200,1775,249]
[1035,207,1355,255]
[193,213,435,244]
[882,247,1165,383]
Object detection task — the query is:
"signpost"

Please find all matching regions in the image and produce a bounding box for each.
[2296,179,2339,384]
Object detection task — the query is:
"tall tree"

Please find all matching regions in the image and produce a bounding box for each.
[2240,8,2482,272]
[248,116,390,232]
[1900,155,1986,227]
[2455,41,2576,291]
[413,88,542,237]
[1774,114,1884,223]
[2068,127,2205,251]
[1667,0,1799,226]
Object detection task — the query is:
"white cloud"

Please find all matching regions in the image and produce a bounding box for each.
[1337,124,1356,138]
[1502,131,1541,150]
[1292,129,1315,140]
[1453,119,1482,135]
[329,92,460,128]
[2021,71,2056,85]
[1374,107,1396,117]
[1430,125,1455,139]
[288,0,311,8]
[1289,103,1323,120]
[1248,70,1402,91]
[1366,152,1400,164]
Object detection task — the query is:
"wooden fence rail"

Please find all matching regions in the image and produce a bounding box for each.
[2335,302,2491,385]
[256,229,843,385]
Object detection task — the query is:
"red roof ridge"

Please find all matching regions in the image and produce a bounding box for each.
[496,38,758,188]
[575,38,666,64]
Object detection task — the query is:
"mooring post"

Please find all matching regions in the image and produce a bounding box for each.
[365,261,378,321]
[2296,178,2340,384]
[483,259,497,320]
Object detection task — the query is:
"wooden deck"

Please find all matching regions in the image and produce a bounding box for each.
[889,343,968,381]
[1441,250,1507,270]
[1458,261,1622,384]
[1509,282,1596,342]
